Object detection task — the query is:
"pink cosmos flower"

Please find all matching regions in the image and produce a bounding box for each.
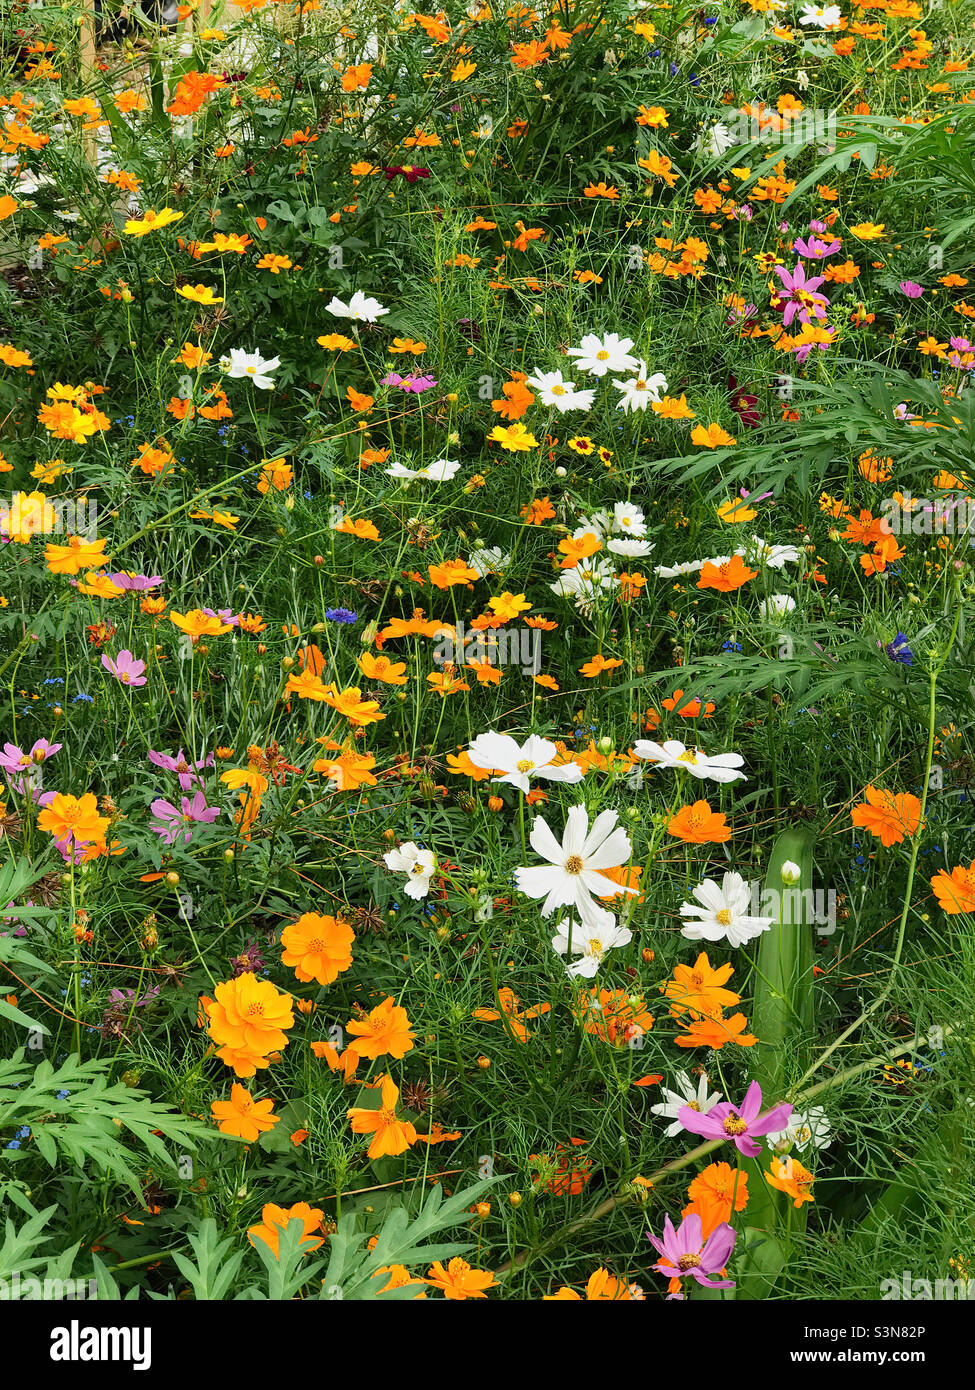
[101,650,147,687]
[107,572,163,591]
[647,1212,737,1298]
[898,281,924,299]
[149,791,220,846]
[380,371,438,393]
[679,1080,793,1157]
[0,739,62,775]
[148,748,215,790]
[793,235,840,259]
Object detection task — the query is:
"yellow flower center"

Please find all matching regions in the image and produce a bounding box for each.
[676,749,700,764]
[723,1116,748,1136]
[565,854,584,874]
[596,350,609,360]
[516,758,535,773]
[715,909,732,926]
[678,1253,701,1271]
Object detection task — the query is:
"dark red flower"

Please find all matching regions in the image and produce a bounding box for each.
[383,165,431,183]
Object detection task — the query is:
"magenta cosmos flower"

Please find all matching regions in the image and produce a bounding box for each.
[647,1212,737,1298]
[773,260,830,326]
[101,650,147,687]
[898,281,924,299]
[148,748,215,790]
[150,791,220,846]
[679,1080,793,1157]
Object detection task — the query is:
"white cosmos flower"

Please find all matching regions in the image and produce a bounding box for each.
[765,1107,832,1154]
[220,349,280,390]
[567,332,640,378]
[750,536,800,568]
[613,501,647,537]
[693,122,736,159]
[383,841,437,899]
[633,739,746,783]
[799,3,841,27]
[574,511,614,538]
[515,804,636,924]
[651,1070,723,1137]
[525,370,595,413]
[613,361,668,413]
[325,290,389,322]
[607,537,654,558]
[549,558,618,608]
[466,732,583,795]
[551,906,633,978]
[760,594,796,619]
[468,545,510,578]
[385,458,461,483]
[654,559,705,579]
[680,871,773,948]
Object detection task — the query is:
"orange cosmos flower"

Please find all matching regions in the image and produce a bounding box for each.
[169,609,233,638]
[206,972,294,1072]
[684,1162,745,1217]
[428,557,480,589]
[247,1202,324,1257]
[321,685,385,725]
[426,670,470,696]
[37,792,110,847]
[473,986,550,1042]
[341,62,373,90]
[345,996,416,1060]
[347,1073,418,1159]
[425,1257,498,1300]
[667,799,732,843]
[210,1083,280,1142]
[280,912,355,986]
[696,555,758,591]
[574,989,653,1046]
[358,651,408,685]
[335,516,381,541]
[674,1011,758,1049]
[663,953,739,1020]
[850,786,922,846]
[45,536,110,576]
[930,861,975,915]
[579,654,623,677]
[765,1155,815,1207]
[557,532,602,568]
[310,1040,360,1079]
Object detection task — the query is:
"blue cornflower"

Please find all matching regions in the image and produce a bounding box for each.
[73,693,93,703]
[722,640,742,653]
[886,632,914,665]
[325,608,357,625]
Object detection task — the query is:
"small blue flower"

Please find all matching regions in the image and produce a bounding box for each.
[325,608,357,625]
[5,1140,21,1150]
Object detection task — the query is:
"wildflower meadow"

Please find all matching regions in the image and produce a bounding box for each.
[1,0,974,1338]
